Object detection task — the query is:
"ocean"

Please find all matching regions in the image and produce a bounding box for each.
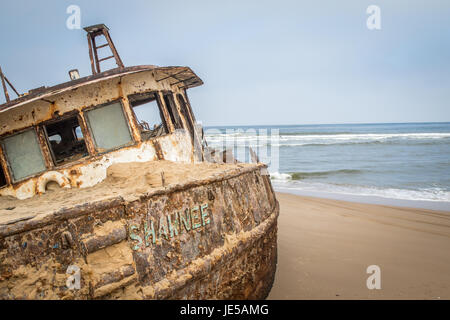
[204,122,450,210]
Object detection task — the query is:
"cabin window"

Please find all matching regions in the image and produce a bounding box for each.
[44,115,88,166]
[85,101,133,152]
[163,93,183,130]
[177,94,195,136]
[2,129,46,182]
[128,92,168,140]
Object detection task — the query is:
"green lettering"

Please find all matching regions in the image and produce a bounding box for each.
[179,208,191,232]
[191,206,202,229]
[201,203,210,225]
[129,225,143,250]
[144,220,156,245]
[158,216,169,240]
[167,213,180,238]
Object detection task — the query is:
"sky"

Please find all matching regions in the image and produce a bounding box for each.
[0,0,449,126]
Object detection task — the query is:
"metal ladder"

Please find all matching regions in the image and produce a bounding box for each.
[84,24,124,75]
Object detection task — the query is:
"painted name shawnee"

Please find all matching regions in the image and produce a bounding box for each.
[129,203,211,250]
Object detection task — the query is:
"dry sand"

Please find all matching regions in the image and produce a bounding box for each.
[0,160,252,226]
[268,192,450,300]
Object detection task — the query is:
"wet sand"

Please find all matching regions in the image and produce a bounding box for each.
[268,192,450,299]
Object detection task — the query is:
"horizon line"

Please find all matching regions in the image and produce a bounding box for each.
[202,121,450,128]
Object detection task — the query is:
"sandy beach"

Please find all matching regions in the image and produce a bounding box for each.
[268,192,450,299]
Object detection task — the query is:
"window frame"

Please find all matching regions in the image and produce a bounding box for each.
[0,148,9,189]
[40,110,90,168]
[128,91,171,140]
[0,127,48,183]
[83,99,136,154]
[163,92,184,130]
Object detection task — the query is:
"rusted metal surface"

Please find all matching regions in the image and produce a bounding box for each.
[0,66,21,104]
[0,164,278,299]
[0,66,203,113]
[81,222,127,254]
[0,25,278,300]
[0,66,10,103]
[3,76,21,99]
[156,91,176,133]
[87,33,97,76]
[84,24,124,74]
[101,27,124,70]
[77,111,97,156]
[0,65,199,199]
[35,126,55,170]
[0,145,12,186]
[0,130,193,200]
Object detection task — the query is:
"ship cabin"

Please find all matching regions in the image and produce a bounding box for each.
[0,24,205,200]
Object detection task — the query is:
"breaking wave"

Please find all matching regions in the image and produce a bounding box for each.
[271,169,364,181]
[205,132,450,148]
[269,176,450,202]
[205,123,450,204]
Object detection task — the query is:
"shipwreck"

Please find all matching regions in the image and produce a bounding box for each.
[0,24,279,299]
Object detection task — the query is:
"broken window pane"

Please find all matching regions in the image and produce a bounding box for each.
[128,92,168,140]
[2,129,46,181]
[85,101,133,151]
[44,115,88,166]
[74,126,83,140]
[164,93,183,130]
[48,134,62,144]
[177,93,195,138]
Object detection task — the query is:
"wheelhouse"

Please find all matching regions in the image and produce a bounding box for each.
[0,25,204,199]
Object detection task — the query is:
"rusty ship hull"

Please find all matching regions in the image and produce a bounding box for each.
[0,24,279,299]
[0,163,278,299]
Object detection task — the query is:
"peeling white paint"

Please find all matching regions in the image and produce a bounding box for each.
[0,70,186,136]
[0,130,192,200]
